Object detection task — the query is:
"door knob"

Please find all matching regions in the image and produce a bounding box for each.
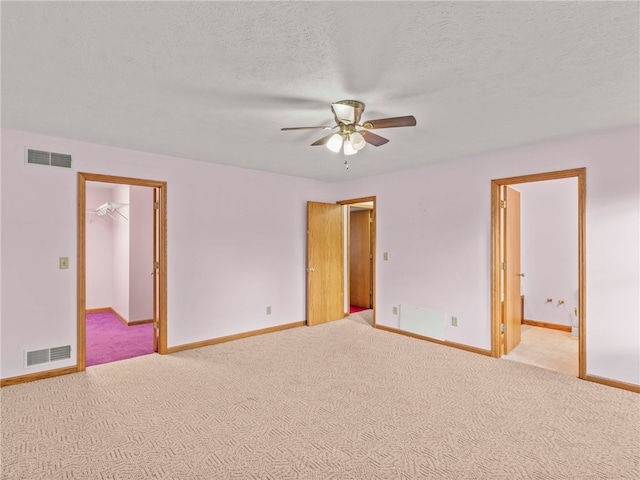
[307,267,315,273]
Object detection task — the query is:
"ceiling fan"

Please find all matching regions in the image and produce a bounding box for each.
[281,100,416,156]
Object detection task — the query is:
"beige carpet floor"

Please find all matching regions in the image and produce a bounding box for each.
[1,312,639,479]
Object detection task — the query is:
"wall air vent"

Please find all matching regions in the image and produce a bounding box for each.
[25,148,73,169]
[25,345,72,367]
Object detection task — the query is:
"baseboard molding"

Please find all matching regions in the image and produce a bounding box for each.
[86,307,111,313]
[585,375,640,394]
[376,325,493,357]
[523,319,572,332]
[87,307,152,326]
[1,366,79,388]
[128,318,154,326]
[166,321,306,354]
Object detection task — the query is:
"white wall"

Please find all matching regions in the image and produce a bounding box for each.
[0,128,337,379]
[337,126,640,385]
[129,185,154,322]
[86,184,114,309]
[518,179,578,327]
[1,126,638,386]
[111,184,130,320]
[85,183,154,320]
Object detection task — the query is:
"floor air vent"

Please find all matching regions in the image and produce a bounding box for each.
[25,345,72,367]
[26,148,73,169]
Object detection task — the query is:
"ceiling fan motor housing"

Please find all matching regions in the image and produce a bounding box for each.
[332,100,365,125]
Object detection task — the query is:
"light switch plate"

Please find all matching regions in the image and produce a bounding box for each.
[59,257,69,269]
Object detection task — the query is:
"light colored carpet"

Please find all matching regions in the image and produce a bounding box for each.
[2,313,639,479]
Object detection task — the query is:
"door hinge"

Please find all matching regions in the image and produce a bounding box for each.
[501,262,506,271]
[153,202,159,210]
[500,323,505,333]
[500,200,506,208]
[154,321,159,329]
[153,261,159,270]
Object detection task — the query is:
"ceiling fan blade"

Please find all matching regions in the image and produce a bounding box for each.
[361,115,416,129]
[281,126,334,131]
[361,131,389,147]
[311,133,338,146]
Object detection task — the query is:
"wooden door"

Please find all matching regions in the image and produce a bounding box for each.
[350,209,372,308]
[152,188,160,352]
[503,186,522,354]
[307,201,344,326]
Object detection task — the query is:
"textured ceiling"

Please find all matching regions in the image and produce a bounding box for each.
[2,1,638,182]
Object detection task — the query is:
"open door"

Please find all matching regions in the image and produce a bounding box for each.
[503,186,522,354]
[307,201,344,326]
[152,188,160,352]
[349,208,372,308]
[492,169,586,378]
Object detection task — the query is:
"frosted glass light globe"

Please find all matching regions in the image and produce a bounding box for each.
[326,134,344,153]
[349,131,366,151]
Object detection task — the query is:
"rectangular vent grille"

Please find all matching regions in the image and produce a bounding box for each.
[26,148,72,169]
[25,345,72,367]
[50,345,72,361]
[26,349,50,366]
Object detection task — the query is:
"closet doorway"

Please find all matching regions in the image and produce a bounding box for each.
[77,173,167,371]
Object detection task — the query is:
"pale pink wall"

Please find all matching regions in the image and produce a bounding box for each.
[1,138,78,366]
[111,185,130,320]
[1,126,637,385]
[518,179,578,326]
[85,184,114,309]
[337,126,639,385]
[0,128,336,379]
[129,185,153,321]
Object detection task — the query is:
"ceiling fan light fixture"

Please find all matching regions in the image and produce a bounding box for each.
[343,139,358,156]
[349,131,366,151]
[282,100,416,161]
[326,133,344,153]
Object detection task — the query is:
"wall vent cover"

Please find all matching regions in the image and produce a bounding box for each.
[25,345,72,367]
[26,148,73,169]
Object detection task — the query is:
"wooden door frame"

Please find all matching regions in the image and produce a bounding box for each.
[491,168,586,378]
[77,173,168,371]
[337,196,376,327]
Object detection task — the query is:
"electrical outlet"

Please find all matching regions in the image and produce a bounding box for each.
[393,306,398,315]
[383,252,389,261]
[266,306,271,315]
[451,316,458,327]
[59,257,69,269]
